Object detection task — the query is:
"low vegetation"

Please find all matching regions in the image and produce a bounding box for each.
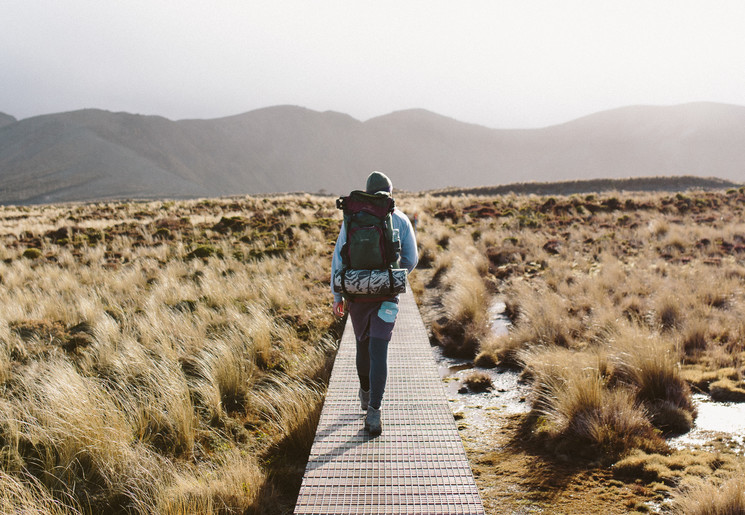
[410,186,745,511]
[0,196,342,514]
[2,183,745,513]
[671,475,745,514]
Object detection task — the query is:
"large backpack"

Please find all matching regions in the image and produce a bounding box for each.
[336,190,400,270]
[333,191,406,299]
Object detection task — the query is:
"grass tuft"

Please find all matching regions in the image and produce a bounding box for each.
[463,371,493,392]
[710,378,745,402]
[522,348,666,461]
[671,475,745,515]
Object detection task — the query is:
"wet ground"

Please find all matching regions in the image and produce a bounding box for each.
[434,346,530,428]
[669,393,745,454]
[432,300,531,431]
[426,299,745,513]
[434,349,745,456]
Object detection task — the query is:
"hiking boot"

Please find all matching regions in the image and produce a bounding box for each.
[364,406,382,436]
[359,388,370,411]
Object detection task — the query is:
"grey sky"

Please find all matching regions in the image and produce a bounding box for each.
[2,1,745,128]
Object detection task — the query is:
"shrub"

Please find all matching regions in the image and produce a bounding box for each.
[186,245,223,260]
[22,248,42,259]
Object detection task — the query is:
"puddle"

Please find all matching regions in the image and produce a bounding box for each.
[668,394,745,453]
[432,298,530,430]
[488,300,510,337]
[433,343,530,429]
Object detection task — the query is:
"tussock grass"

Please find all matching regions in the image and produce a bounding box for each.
[614,449,741,489]
[412,188,745,491]
[710,378,745,402]
[0,195,342,513]
[5,358,166,510]
[431,240,490,358]
[655,294,684,332]
[463,371,493,392]
[520,347,665,460]
[681,318,710,358]
[154,450,265,514]
[0,469,79,515]
[672,476,745,515]
[249,375,326,459]
[609,329,696,433]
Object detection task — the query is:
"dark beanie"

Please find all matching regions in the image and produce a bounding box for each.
[366,171,392,193]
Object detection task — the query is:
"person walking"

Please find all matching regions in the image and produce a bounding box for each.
[331,171,418,436]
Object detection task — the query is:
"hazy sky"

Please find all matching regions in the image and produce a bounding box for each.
[2,1,745,128]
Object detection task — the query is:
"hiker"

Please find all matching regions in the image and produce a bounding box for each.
[331,171,418,435]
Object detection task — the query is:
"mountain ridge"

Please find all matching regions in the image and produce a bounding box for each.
[0,113,16,129]
[1,102,743,205]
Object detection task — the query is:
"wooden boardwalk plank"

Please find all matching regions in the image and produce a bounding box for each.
[295,289,486,515]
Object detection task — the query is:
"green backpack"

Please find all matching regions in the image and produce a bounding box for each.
[336,190,400,270]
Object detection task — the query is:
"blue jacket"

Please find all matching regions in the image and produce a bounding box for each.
[331,208,418,303]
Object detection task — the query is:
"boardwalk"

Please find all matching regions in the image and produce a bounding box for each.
[294,289,486,515]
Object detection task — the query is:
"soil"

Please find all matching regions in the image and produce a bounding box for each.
[459,409,660,514]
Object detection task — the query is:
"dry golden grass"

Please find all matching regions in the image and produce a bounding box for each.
[710,377,745,402]
[0,469,79,514]
[0,194,342,514]
[671,475,745,515]
[615,448,742,490]
[411,187,745,506]
[4,187,745,512]
[519,346,665,460]
[427,236,492,358]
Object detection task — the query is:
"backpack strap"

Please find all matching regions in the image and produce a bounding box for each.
[339,268,349,297]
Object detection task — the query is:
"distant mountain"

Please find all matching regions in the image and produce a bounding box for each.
[0,113,16,129]
[0,102,743,204]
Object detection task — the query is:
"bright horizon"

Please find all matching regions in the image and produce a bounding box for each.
[3,1,745,129]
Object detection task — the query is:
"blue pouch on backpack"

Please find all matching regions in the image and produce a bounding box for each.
[378,301,399,323]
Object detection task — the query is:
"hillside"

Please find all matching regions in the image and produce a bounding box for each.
[1,103,744,204]
[0,112,16,128]
[429,176,742,197]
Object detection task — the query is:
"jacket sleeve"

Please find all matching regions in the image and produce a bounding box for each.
[396,210,418,274]
[331,221,346,303]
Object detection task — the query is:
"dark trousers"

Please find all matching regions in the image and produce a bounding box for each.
[348,299,398,410]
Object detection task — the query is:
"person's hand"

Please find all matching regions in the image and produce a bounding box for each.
[333,300,345,318]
